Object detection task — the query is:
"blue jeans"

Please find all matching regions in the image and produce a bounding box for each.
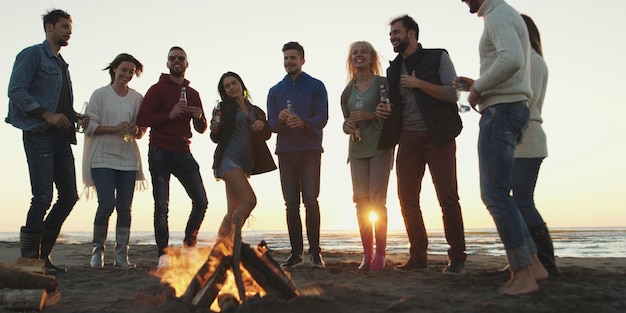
[22,131,78,231]
[512,157,546,228]
[478,102,537,271]
[148,146,208,256]
[91,168,137,228]
[278,150,322,255]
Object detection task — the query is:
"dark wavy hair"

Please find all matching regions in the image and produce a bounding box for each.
[390,14,420,42]
[42,9,71,31]
[217,71,250,102]
[521,14,543,56]
[103,53,143,84]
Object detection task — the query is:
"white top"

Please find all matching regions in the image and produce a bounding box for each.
[515,49,548,158]
[474,0,532,111]
[81,85,147,196]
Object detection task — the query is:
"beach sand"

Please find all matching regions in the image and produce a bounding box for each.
[1,241,625,313]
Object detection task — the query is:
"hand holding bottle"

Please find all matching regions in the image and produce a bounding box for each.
[279,100,295,126]
[170,87,189,119]
[350,100,363,142]
[123,112,135,142]
[210,100,222,133]
[376,83,392,119]
[75,101,88,132]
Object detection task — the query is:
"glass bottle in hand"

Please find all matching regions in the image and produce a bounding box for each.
[454,78,471,113]
[123,111,134,142]
[351,100,363,142]
[213,100,221,125]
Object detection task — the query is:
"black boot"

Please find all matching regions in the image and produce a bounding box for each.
[41,226,67,274]
[530,223,560,277]
[19,226,41,259]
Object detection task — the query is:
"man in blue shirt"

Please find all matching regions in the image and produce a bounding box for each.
[6,9,84,274]
[267,41,329,268]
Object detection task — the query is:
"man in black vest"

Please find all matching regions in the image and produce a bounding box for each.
[376,15,466,275]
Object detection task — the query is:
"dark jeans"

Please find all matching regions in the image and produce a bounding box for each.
[479,103,535,271]
[278,150,322,255]
[91,168,137,228]
[148,146,208,256]
[512,157,546,228]
[396,130,466,261]
[22,131,78,232]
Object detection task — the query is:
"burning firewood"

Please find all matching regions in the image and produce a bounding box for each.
[180,239,299,309]
[218,293,240,311]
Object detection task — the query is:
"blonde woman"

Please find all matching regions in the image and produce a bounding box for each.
[340,41,393,270]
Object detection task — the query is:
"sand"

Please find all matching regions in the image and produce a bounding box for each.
[0,241,625,313]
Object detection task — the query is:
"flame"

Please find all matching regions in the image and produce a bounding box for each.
[151,240,267,311]
[150,246,213,296]
[209,264,266,311]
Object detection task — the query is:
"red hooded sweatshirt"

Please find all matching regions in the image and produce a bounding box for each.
[137,74,207,152]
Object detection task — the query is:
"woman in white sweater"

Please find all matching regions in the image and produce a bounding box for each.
[512,15,560,277]
[82,53,147,269]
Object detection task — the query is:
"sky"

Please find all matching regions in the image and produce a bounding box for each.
[1,0,625,234]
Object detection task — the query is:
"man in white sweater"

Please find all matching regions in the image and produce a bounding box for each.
[457,0,547,295]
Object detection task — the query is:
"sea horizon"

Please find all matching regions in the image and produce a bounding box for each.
[1,227,625,259]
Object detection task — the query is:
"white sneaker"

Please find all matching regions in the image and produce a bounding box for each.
[157,254,171,269]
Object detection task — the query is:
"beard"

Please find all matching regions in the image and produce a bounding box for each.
[285,65,301,77]
[169,68,185,77]
[393,37,409,53]
[468,0,480,13]
[56,36,69,47]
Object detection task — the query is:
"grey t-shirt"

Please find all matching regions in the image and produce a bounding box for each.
[400,51,458,132]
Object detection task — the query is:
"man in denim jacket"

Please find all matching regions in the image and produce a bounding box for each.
[6,9,84,274]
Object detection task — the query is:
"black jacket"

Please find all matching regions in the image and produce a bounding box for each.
[210,100,277,175]
[378,44,462,149]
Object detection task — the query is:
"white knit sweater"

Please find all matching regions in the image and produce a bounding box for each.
[81,85,147,197]
[474,0,532,111]
[515,49,548,158]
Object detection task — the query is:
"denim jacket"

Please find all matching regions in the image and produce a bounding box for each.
[6,40,74,133]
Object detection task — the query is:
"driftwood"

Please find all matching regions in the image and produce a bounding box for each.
[0,263,58,293]
[0,289,47,311]
[0,259,61,311]
[2,257,45,274]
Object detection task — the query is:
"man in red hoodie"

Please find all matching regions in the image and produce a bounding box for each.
[137,46,208,269]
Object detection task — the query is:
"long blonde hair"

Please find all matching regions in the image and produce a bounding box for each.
[345,41,382,82]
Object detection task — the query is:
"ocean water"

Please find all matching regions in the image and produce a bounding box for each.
[1,228,625,258]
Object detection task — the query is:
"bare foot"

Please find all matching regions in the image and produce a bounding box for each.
[531,254,549,281]
[499,270,514,290]
[498,266,539,295]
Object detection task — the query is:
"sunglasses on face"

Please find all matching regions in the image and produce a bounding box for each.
[168,56,186,62]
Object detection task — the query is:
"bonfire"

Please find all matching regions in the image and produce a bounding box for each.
[152,218,299,311]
